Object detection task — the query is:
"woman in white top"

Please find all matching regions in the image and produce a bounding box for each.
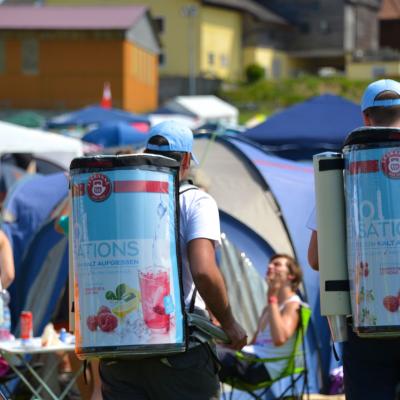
[218,254,303,384]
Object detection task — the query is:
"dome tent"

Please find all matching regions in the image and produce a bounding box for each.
[82,121,148,148]
[193,134,333,395]
[244,94,363,160]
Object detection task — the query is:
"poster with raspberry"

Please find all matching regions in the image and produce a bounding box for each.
[71,162,185,357]
[345,145,400,336]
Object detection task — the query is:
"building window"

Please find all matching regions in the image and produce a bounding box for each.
[320,20,330,34]
[0,40,4,73]
[208,52,215,66]
[372,66,386,78]
[154,17,165,34]
[220,54,229,67]
[159,52,166,67]
[272,58,282,79]
[21,38,39,75]
[299,22,310,34]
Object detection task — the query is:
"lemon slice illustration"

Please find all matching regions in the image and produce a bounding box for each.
[111,288,140,318]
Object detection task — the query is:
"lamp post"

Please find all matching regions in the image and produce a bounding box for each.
[181,4,198,96]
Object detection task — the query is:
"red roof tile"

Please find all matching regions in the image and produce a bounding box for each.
[379,0,400,20]
[0,5,148,30]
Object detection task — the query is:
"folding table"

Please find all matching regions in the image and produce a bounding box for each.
[0,338,82,400]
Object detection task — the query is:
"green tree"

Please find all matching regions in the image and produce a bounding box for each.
[245,64,265,84]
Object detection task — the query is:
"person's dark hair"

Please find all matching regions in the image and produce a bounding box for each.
[363,90,400,126]
[144,135,184,163]
[269,253,303,291]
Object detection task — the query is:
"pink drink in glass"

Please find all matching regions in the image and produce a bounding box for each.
[139,267,170,332]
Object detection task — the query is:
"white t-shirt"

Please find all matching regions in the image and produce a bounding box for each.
[179,185,221,310]
[307,207,317,231]
[243,294,302,380]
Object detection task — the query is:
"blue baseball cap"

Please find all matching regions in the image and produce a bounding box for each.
[146,120,199,164]
[361,79,400,111]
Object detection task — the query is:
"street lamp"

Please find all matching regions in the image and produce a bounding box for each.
[181,4,198,96]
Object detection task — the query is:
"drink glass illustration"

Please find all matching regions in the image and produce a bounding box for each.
[139,267,170,332]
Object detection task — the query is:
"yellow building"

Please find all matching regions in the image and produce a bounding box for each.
[346,59,400,80]
[47,0,243,84]
[243,48,292,80]
[0,5,160,112]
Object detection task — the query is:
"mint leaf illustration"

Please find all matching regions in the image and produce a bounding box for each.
[115,284,127,300]
[105,291,116,300]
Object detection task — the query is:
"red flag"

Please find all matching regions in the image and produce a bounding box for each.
[101,82,112,109]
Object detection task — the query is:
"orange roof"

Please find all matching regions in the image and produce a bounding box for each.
[379,0,400,20]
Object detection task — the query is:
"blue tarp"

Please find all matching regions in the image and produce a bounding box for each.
[244,94,363,150]
[46,105,150,129]
[82,121,149,148]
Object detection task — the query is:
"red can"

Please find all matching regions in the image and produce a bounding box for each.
[20,311,33,339]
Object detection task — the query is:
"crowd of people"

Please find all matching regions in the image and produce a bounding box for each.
[0,78,399,400]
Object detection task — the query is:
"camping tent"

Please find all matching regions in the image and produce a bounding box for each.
[3,111,45,128]
[1,173,69,328]
[164,95,239,126]
[0,121,83,169]
[46,105,150,130]
[82,121,149,148]
[148,113,198,129]
[244,94,363,159]
[193,135,333,393]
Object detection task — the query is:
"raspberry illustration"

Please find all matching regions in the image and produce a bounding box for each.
[98,312,118,332]
[153,305,166,315]
[97,306,111,317]
[87,315,98,331]
[383,296,399,312]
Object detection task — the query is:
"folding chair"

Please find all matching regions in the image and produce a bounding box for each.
[221,305,311,400]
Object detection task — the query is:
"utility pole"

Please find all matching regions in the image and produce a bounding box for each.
[181,4,198,96]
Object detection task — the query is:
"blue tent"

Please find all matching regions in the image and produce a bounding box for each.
[219,210,274,273]
[244,94,363,158]
[0,164,26,201]
[16,216,68,336]
[46,105,150,129]
[82,121,149,148]
[1,173,68,328]
[193,135,335,394]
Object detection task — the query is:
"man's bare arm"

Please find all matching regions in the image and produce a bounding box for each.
[187,237,247,350]
[307,230,319,271]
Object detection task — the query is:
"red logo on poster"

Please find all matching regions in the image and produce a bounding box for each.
[382,150,400,178]
[87,174,112,202]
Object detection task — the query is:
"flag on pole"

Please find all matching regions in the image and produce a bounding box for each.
[101,82,112,109]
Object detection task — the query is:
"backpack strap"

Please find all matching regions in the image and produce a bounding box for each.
[179,182,199,312]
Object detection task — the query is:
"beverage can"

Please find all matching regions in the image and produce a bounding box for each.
[20,311,33,339]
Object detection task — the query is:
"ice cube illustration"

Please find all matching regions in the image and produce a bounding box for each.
[157,202,167,219]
